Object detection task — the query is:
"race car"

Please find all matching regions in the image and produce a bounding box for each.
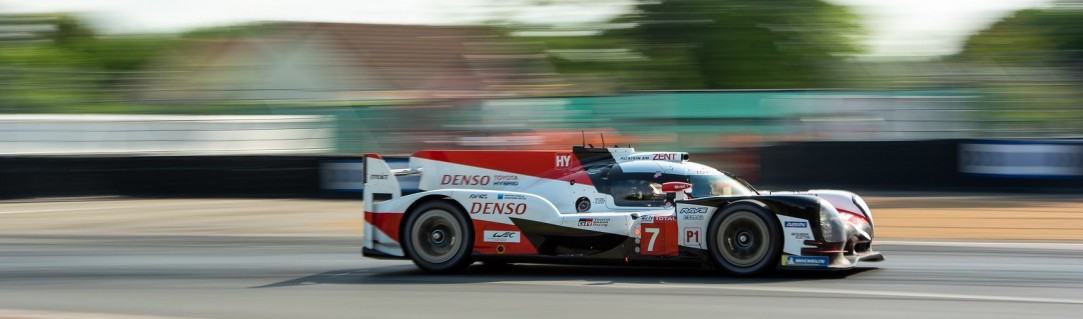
[362,146,882,275]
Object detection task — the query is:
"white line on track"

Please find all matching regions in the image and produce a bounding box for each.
[0,308,205,319]
[494,281,1083,304]
[879,240,1083,250]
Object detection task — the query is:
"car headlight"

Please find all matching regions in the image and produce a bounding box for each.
[852,194,873,225]
[852,194,875,239]
[818,199,846,243]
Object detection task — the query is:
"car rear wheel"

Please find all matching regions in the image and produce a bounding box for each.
[403,200,473,274]
[707,203,781,275]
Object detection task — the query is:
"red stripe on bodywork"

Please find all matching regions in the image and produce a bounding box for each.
[365,211,404,243]
[472,219,539,255]
[413,150,593,185]
[837,208,870,225]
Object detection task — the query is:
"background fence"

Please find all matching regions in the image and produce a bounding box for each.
[4,139,1081,200]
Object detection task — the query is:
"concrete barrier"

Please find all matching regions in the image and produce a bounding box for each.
[0,156,334,199]
[0,114,333,155]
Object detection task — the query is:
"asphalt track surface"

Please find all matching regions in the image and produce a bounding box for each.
[1,198,1082,318]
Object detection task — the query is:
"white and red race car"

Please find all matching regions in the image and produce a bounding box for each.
[362,146,882,275]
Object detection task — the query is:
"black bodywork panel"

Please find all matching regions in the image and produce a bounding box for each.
[488,195,826,261]
[681,195,827,242]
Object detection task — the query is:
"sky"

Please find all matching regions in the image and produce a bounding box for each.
[831,0,1053,57]
[0,0,1054,57]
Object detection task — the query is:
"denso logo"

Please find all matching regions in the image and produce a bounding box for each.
[441,175,491,185]
[678,207,708,214]
[784,221,808,228]
[470,202,527,215]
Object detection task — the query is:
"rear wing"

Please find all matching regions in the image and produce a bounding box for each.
[362,154,422,212]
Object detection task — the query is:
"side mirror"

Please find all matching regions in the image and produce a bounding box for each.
[662,182,692,202]
[661,182,692,193]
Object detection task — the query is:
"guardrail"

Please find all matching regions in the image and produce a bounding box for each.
[0,156,332,199]
[3,139,1080,200]
[758,139,1083,192]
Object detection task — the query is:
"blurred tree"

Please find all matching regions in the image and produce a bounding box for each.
[1,14,175,71]
[51,14,95,48]
[0,13,180,112]
[180,23,268,39]
[83,36,177,71]
[501,0,863,90]
[959,8,1083,74]
[956,5,1083,136]
[615,0,862,89]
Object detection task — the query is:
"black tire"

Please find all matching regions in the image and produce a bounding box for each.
[402,200,473,274]
[706,202,782,275]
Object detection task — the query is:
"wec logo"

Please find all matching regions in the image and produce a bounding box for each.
[483,230,521,243]
[490,232,516,239]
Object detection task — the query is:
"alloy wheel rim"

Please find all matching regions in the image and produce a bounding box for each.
[411,209,461,264]
[718,211,769,267]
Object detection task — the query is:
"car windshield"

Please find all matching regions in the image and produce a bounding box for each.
[688,174,756,197]
[610,179,667,207]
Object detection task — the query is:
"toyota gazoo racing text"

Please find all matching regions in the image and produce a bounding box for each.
[362,146,883,275]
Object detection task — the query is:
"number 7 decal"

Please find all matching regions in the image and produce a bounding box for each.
[644,227,659,252]
[639,218,678,256]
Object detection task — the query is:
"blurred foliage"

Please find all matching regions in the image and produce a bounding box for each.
[0,14,181,112]
[520,0,863,90]
[51,14,96,48]
[959,8,1083,71]
[82,37,178,72]
[956,6,1083,135]
[179,23,270,39]
[0,14,177,71]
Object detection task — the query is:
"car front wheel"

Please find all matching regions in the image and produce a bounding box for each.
[707,202,782,275]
